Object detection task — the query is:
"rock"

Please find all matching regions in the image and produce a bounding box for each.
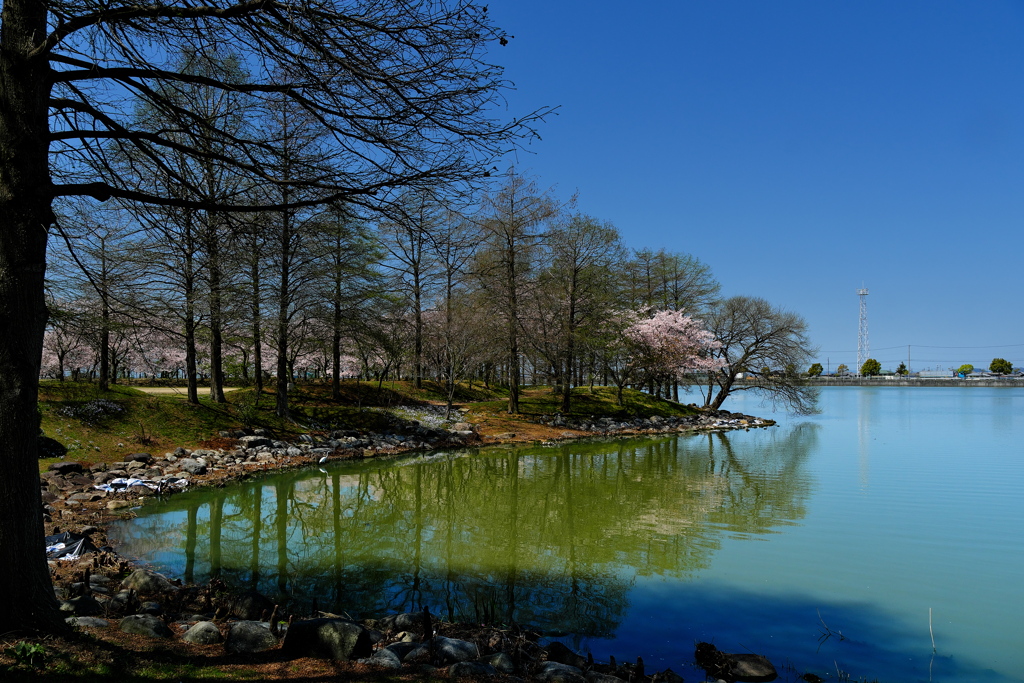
[402,637,476,666]
[178,458,207,475]
[60,595,102,616]
[545,642,588,670]
[449,661,498,678]
[127,485,157,496]
[483,651,517,674]
[384,641,421,662]
[48,461,83,475]
[358,648,402,669]
[433,636,479,665]
[39,435,68,459]
[120,614,173,638]
[280,618,372,660]
[728,654,778,682]
[125,460,146,471]
[66,616,109,628]
[229,590,275,620]
[121,569,175,594]
[67,492,104,502]
[695,642,777,682]
[225,621,278,654]
[107,500,132,510]
[585,673,625,683]
[451,422,473,432]
[182,621,223,645]
[536,661,586,683]
[128,452,154,463]
[105,589,142,613]
[378,611,429,632]
[238,436,272,449]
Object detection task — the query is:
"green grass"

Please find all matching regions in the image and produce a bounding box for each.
[38,382,275,471]
[35,379,695,472]
[471,385,701,421]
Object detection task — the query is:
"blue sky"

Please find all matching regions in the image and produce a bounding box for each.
[487,1,1024,372]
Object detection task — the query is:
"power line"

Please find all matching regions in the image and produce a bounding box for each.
[819,343,1024,354]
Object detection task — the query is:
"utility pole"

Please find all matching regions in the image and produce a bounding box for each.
[857,287,869,373]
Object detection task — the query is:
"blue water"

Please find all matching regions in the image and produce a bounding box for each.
[111,387,1024,682]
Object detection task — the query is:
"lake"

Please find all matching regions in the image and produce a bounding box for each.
[110,386,1024,682]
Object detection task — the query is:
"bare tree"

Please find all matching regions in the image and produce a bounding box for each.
[0,0,548,633]
[541,214,625,412]
[700,296,819,414]
[626,248,720,314]
[474,171,560,413]
[377,192,444,389]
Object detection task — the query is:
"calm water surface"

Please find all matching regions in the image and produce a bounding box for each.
[110,387,1024,682]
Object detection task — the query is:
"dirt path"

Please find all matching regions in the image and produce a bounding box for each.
[133,386,243,396]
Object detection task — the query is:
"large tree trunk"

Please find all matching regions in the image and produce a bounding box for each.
[0,0,70,634]
[208,237,226,402]
[331,296,342,400]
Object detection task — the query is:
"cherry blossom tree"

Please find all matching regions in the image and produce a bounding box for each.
[602,310,722,406]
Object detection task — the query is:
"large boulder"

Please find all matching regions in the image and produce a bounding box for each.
[121,569,175,594]
[434,637,479,665]
[403,636,478,666]
[120,614,172,638]
[280,618,372,660]
[177,458,207,475]
[225,621,278,654]
[182,621,223,645]
[357,648,402,669]
[48,461,82,475]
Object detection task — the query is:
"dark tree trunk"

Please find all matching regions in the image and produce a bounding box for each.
[0,0,71,634]
[331,296,343,400]
[208,237,226,402]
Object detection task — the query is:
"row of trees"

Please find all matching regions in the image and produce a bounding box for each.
[0,0,816,635]
[46,171,818,417]
[806,357,1016,377]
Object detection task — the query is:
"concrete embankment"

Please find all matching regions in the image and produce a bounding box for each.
[801,378,1024,387]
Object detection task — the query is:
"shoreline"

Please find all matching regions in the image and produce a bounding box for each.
[34,407,793,681]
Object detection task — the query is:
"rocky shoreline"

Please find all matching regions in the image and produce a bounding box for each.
[38,406,791,682]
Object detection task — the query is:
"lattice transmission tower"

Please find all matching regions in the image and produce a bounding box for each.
[857,287,869,373]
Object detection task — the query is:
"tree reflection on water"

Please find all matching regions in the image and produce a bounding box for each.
[112,425,818,637]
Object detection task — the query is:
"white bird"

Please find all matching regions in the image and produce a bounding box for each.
[318,455,328,464]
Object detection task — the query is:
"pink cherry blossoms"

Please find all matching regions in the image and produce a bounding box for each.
[624,310,724,380]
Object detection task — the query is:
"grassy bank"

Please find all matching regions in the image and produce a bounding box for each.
[37,379,700,473]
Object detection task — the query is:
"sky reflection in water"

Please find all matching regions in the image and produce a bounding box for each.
[111,387,1024,683]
